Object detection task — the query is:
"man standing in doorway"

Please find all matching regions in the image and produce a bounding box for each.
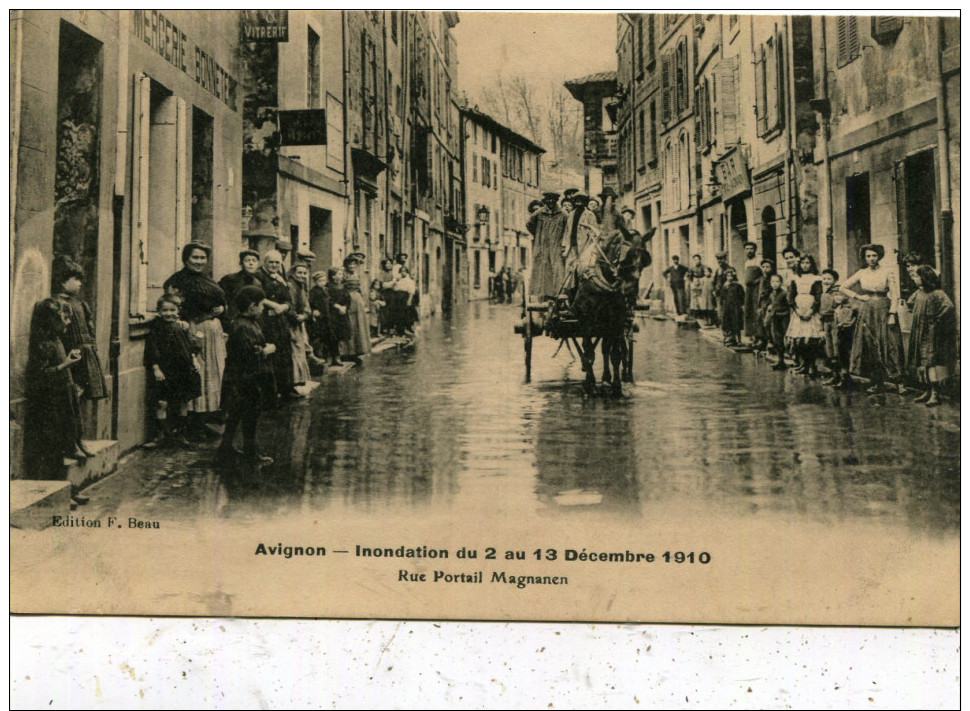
[742,241,763,343]
[663,255,690,316]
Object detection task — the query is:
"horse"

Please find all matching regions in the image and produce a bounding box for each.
[571,207,652,396]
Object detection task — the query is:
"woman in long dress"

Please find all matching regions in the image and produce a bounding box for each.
[325,268,352,363]
[339,256,372,363]
[839,244,905,394]
[163,242,227,438]
[287,262,312,387]
[256,249,299,403]
[785,254,825,377]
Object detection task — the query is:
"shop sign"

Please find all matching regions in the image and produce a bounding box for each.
[279,109,327,146]
[714,149,751,202]
[240,10,289,42]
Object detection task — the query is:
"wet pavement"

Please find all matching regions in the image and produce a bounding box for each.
[83,301,960,535]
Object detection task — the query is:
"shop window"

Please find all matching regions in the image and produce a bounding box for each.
[54,21,104,306]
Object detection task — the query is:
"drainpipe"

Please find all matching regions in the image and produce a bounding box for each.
[110,10,132,440]
[815,17,835,269]
[783,16,795,251]
[934,17,954,305]
[341,11,353,262]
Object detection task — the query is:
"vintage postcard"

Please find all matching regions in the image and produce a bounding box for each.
[9,10,959,625]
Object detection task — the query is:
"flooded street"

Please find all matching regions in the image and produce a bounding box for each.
[13,301,960,622]
[85,301,959,533]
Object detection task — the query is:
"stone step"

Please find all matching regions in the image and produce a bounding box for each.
[10,480,72,530]
[65,439,119,490]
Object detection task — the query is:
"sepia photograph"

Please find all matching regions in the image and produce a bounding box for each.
[8,10,960,626]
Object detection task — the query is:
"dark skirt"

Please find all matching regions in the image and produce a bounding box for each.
[849,295,904,382]
[261,312,293,396]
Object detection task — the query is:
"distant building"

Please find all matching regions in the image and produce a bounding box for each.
[564,71,618,198]
[460,107,544,300]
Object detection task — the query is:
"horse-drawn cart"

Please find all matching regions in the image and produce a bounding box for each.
[514,222,652,394]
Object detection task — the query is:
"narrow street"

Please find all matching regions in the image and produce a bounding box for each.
[65,302,960,531]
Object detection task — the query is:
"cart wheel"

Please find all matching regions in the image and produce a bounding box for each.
[524,312,533,383]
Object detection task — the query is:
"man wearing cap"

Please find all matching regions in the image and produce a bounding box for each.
[741,241,763,342]
[662,255,690,316]
[712,251,734,326]
[620,208,637,232]
[296,248,316,269]
[527,191,569,300]
[219,249,263,328]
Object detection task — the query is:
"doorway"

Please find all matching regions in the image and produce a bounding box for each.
[759,205,776,268]
[845,172,871,273]
[896,151,939,295]
[309,206,333,269]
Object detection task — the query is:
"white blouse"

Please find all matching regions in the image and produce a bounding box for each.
[840,264,900,314]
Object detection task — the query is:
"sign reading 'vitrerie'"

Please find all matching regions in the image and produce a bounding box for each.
[240,10,289,42]
[278,109,327,146]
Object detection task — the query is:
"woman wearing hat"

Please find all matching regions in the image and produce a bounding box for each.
[340,255,372,364]
[163,242,227,436]
[839,244,904,393]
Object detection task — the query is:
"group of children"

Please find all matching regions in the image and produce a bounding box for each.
[690,246,957,406]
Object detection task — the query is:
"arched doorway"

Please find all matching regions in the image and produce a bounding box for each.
[760,205,777,268]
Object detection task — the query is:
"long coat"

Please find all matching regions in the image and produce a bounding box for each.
[527,206,568,299]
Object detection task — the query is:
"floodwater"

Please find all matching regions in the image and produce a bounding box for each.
[96,301,960,535]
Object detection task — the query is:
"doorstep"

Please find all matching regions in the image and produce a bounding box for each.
[64,439,119,491]
[10,480,72,530]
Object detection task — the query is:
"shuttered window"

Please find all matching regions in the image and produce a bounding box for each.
[755,45,768,135]
[871,16,903,44]
[836,16,860,66]
[719,57,739,145]
[661,52,672,122]
[647,101,658,165]
[677,40,689,114]
[765,35,781,132]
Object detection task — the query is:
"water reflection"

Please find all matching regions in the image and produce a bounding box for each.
[107,305,958,534]
[533,386,641,514]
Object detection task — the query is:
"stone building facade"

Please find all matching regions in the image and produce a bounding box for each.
[460,107,543,300]
[608,13,959,318]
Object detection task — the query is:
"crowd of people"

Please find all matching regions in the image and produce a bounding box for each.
[23,244,421,507]
[526,185,644,308]
[661,243,957,405]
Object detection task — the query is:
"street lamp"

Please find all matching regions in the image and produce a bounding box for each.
[477,205,490,224]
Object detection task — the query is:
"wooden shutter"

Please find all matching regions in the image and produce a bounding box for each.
[755,45,768,135]
[694,86,702,150]
[766,36,779,132]
[836,17,848,65]
[872,16,903,44]
[661,52,671,122]
[847,16,860,61]
[677,41,689,114]
[719,58,738,145]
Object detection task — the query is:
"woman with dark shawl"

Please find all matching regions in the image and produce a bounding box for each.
[255,249,299,402]
[163,242,227,438]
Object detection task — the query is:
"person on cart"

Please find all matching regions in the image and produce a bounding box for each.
[527,191,569,302]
